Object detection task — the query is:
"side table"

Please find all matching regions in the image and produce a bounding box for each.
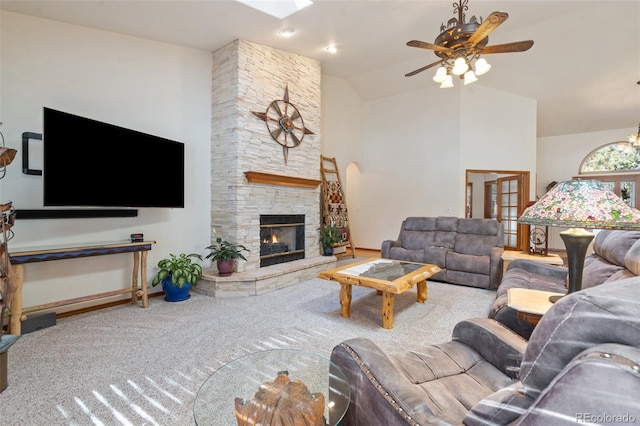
[507,288,564,326]
[501,250,563,274]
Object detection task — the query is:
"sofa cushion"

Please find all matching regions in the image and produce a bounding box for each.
[605,268,635,283]
[387,341,515,424]
[436,216,458,231]
[495,266,567,298]
[425,245,448,269]
[624,238,640,275]
[457,218,501,237]
[434,231,456,248]
[403,217,437,231]
[447,270,490,288]
[399,229,435,250]
[454,233,498,256]
[581,257,624,289]
[593,230,640,267]
[447,252,490,275]
[388,247,424,263]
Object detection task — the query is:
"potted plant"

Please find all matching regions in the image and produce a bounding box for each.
[151,253,203,302]
[319,223,340,256]
[205,237,249,277]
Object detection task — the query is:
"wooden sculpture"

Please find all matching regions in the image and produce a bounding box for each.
[234,371,326,426]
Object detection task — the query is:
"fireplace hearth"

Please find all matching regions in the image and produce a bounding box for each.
[260,215,305,267]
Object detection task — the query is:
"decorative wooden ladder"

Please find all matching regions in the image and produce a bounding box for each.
[320,155,355,258]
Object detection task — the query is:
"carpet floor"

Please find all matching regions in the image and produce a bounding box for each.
[0,273,495,425]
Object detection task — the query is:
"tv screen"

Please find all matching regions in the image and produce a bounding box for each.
[43,107,185,208]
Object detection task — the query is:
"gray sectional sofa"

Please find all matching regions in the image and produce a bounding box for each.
[330,278,640,425]
[490,229,640,338]
[381,216,504,289]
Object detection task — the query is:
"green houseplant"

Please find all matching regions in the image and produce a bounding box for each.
[205,237,249,277]
[319,223,340,256]
[151,253,203,302]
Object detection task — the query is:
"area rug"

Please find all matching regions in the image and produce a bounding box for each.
[0,277,495,425]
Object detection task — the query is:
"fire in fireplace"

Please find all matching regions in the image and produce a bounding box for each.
[260,215,305,267]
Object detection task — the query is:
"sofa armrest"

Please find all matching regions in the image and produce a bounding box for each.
[452,318,527,379]
[517,343,640,423]
[507,259,568,281]
[489,246,504,289]
[330,338,428,425]
[489,294,536,340]
[380,239,400,258]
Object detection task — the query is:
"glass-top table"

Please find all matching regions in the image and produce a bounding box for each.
[193,349,350,425]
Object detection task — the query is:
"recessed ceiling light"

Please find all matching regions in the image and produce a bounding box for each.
[235,0,313,19]
[326,45,337,54]
[278,27,296,38]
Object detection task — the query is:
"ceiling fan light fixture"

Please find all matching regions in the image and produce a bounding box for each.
[474,57,492,76]
[452,57,469,76]
[433,66,448,83]
[463,70,478,85]
[440,74,454,88]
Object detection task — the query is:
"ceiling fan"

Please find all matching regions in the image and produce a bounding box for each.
[405,0,533,87]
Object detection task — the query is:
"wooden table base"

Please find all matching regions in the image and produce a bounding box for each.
[340,280,428,329]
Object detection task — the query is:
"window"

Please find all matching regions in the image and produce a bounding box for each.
[577,142,640,207]
[580,143,640,173]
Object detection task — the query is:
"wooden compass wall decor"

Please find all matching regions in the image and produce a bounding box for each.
[251,84,314,164]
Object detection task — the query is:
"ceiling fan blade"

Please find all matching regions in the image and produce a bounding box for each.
[481,40,534,54]
[407,40,451,53]
[405,60,441,77]
[467,11,509,47]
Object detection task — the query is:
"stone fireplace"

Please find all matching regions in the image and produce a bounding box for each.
[195,39,335,298]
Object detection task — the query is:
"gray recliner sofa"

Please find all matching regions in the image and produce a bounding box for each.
[490,229,640,338]
[330,277,640,425]
[381,216,504,289]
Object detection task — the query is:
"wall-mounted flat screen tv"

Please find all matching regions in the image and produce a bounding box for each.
[43,107,185,208]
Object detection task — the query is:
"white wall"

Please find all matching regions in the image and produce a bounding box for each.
[0,12,212,310]
[322,80,538,249]
[460,85,537,196]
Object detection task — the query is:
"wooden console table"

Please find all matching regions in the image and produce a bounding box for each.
[501,250,564,274]
[8,240,155,335]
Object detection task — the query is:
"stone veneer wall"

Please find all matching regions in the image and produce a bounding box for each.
[211,39,322,273]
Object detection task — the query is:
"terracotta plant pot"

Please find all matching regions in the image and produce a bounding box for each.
[217,259,234,276]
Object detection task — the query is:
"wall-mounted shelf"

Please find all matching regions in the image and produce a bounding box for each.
[244,171,321,189]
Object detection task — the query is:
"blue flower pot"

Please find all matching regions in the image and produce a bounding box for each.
[162,277,193,302]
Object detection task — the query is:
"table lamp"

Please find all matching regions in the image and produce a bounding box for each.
[518,179,640,302]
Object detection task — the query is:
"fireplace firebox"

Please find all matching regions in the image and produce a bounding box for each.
[260,215,305,267]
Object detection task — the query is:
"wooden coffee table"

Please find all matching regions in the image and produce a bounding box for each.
[318,258,440,329]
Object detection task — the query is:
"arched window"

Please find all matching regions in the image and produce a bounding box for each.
[580,142,640,173]
[577,141,640,207]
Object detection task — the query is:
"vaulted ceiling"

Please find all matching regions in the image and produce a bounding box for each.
[1,0,638,138]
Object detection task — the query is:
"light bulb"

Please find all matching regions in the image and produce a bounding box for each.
[463,70,478,85]
[452,57,469,76]
[474,57,492,76]
[440,74,454,88]
[432,66,447,83]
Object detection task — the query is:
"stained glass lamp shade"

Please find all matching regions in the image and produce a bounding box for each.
[518,179,640,301]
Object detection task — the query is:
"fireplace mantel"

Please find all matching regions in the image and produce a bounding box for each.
[244,171,321,188]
